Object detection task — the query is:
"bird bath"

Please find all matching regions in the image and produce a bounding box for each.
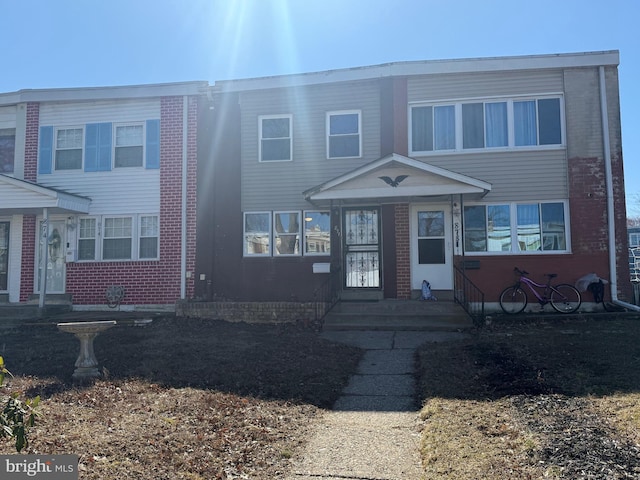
[57,321,116,380]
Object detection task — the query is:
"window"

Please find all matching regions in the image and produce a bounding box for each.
[411,105,455,151]
[243,211,332,257]
[260,115,292,162]
[115,124,144,167]
[0,128,15,174]
[139,216,159,259]
[78,218,97,260]
[244,212,271,256]
[103,217,133,260]
[629,232,640,247]
[327,111,361,158]
[463,202,567,254]
[77,215,158,261]
[411,96,562,154]
[304,211,331,255]
[274,212,300,255]
[55,127,83,170]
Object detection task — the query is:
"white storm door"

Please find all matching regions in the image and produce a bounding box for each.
[37,219,66,294]
[411,205,453,290]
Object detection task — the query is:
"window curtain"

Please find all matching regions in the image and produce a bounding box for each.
[514,101,537,146]
[411,106,433,151]
[516,204,541,251]
[485,102,508,147]
[434,105,455,150]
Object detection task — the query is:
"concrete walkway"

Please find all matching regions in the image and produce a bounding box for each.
[285,330,468,480]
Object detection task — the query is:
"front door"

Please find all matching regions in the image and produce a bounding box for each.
[37,219,66,294]
[343,208,381,288]
[411,204,453,290]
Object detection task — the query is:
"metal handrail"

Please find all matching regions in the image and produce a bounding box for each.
[454,264,485,326]
[313,264,342,325]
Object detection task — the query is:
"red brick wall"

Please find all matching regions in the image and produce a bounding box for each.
[395,204,411,299]
[64,96,200,306]
[24,103,39,182]
[19,216,36,302]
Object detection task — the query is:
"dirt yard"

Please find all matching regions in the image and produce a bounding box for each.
[416,315,640,479]
[0,315,362,479]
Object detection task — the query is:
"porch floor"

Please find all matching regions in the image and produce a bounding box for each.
[322,299,473,331]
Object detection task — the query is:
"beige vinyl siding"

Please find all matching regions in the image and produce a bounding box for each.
[408,69,564,102]
[413,149,567,202]
[0,106,16,128]
[240,80,381,210]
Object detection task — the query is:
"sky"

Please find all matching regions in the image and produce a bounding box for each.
[2,0,638,213]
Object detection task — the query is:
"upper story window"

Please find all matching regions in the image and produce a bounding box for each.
[259,115,292,162]
[55,127,84,170]
[115,124,144,167]
[327,110,361,159]
[410,96,563,155]
[463,201,568,254]
[0,129,15,174]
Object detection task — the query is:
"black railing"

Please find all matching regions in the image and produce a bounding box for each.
[454,264,485,327]
[313,264,342,326]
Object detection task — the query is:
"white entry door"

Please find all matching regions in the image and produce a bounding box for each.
[37,219,66,294]
[410,204,453,290]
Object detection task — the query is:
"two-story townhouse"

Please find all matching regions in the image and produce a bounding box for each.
[0,82,206,310]
[195,50,631,314]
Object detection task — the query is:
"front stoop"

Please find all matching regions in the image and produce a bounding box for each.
[322,299,473,331]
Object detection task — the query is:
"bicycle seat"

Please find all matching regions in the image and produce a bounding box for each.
[545,273,558,279]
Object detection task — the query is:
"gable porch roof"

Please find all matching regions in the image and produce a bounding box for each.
[0,175,91,215]
[303,153,491,204]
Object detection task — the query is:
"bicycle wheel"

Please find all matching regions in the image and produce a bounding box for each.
[550,284,581,313]
[499,286,527,314]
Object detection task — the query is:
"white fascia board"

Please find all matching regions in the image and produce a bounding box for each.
[0,81,209,107]
[311,184,487,201]
[213,50,619,93]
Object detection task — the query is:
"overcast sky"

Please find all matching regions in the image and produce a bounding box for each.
[3,0,638,213]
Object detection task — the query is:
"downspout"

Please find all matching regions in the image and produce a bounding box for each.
[599,66,639,310]
[180,96,188,299]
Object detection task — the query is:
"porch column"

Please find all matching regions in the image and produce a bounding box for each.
[38,208,49,309]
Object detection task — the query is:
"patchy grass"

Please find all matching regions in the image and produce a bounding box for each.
[417,316,640,479]
[0,316,362,479]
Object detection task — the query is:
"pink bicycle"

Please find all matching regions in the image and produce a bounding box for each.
[499,267,581,314]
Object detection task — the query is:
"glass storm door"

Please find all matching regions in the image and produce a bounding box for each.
[411,205,453,290]
[37,220,66,294]
[343,208,381,288]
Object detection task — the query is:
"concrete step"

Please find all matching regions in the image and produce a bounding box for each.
[323,300,473,331]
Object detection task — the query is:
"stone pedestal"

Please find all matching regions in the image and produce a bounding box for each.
[57,321,116,380]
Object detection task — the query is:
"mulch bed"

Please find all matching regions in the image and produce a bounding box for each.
[0,316,363,479]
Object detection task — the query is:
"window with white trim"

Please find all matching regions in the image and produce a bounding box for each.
[259,115,292,162]
[304,211,331,255]
[0,128,15,174]
[463,201,568,254]
[139,215,159,259]
[55,127,83,170]
[410,96,563,154]
[244,212,271,256]
[274,211,300,255]
[77,214,159,261]
[103,217,133,260]
[78,218,97,261]
[327,110,361,158]
[114,123,144,167]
